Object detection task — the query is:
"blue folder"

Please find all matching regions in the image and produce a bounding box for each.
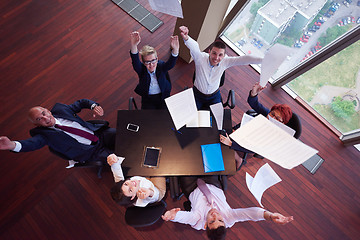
[201,143,225,173]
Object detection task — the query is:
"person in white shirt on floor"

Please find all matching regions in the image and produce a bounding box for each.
[107,154,166,207]
[162,177,293,240]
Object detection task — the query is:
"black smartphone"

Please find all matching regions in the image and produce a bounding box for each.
[219,129,227,136]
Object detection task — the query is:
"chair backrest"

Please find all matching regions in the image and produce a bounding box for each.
[286,112,302,139]
[223,89,235,109]
[128,97,138,110]
[124,200,167,227]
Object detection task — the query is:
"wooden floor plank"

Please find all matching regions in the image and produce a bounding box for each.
[0,0,359,239]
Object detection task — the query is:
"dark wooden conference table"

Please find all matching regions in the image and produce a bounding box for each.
[115,109,236,177]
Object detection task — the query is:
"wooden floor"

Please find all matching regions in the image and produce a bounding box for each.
[0,0,359,239]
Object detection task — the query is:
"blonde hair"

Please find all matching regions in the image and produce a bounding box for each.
[139,45,157,62]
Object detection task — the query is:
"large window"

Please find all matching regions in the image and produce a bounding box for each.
[288,40,360,134]
[221,0,360,142]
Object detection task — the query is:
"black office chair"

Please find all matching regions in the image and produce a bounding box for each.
[49,148,104,179]
[286,112,302,139]
[223,89,235,109]
[124,200,167,228]
[170,175,227,203]
[128,97,138,110]
[48,120,109,179]
[193,71,236,110]
[175,175,227,210]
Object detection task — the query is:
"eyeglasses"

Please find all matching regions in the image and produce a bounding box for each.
[144,58,158,65]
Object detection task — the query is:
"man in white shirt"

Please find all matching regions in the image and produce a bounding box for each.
[179,26,263,110]
[162,177,293,239]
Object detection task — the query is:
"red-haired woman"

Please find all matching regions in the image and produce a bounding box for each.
[220,82,293,170]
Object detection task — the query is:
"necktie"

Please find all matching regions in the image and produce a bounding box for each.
[55,124,99,142]
[197,178,214,206]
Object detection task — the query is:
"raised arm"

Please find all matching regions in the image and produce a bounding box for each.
[179,26,189,41]
[170,35,179,55]
[250,82,267,97]
[179,26,202,61]
[68,99,99,114]
[264,211,294,225]
[107,154,125,182]
[0,136,16,150]
[167,208,202,228]
[247,83,270,116]
[130,31,141,54]
[92,105,104,117]
[162,208,181,221]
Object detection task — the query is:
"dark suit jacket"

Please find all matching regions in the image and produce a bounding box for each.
[247,91,270,117]
[18,99,107,163]
[130,51,177,100]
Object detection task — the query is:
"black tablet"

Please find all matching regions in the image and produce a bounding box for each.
[142,146,161,168]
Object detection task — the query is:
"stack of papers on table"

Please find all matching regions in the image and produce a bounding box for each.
[186,110,211,128]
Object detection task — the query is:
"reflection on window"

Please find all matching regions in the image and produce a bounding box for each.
[287,40,360,134]
[222,0,359,79]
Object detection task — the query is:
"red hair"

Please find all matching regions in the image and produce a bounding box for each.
[270,104,292,124]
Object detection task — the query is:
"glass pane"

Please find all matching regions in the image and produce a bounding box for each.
[287,40,360,134]
[221,0,359,80]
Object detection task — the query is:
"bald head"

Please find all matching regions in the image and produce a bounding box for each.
[28,106,55,127]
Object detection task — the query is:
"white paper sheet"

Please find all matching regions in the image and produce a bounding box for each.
[186,110,211,128]
[210,102,224,130]
[229,115,318,169]
[246,163,281,207]
[165,88,198,130]
[268,116,296,137]
[241,113,254,127]
[260,44,293,87]
[148,0,183,18]
[66,160,78,169]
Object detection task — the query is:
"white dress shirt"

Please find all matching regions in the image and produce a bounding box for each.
[110,160,160,207]
[148,69,162,95]
[172,183,265,230]
[184,36,263,94]
[131,176,160,207]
